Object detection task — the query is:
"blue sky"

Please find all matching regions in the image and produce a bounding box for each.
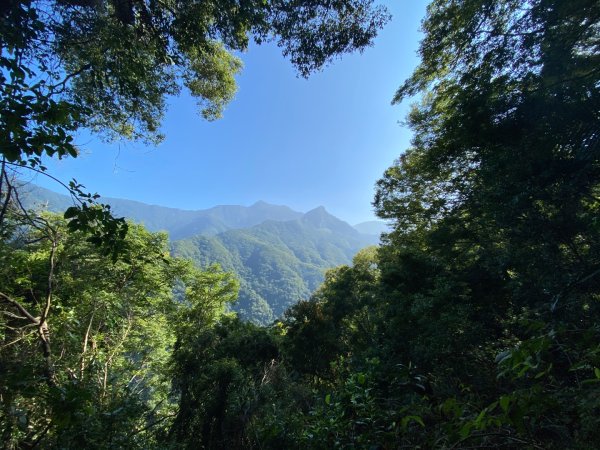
[34,0,428,225]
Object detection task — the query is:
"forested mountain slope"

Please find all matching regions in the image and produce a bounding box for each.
[23,185,380,322]
[0,0,395,446]
[173,207,377,323]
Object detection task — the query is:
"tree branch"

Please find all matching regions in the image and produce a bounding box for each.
[80,307,95,378]
[0,158,12,227]
[0,292,38,323]
[4,162,85,207]
[449,431,545,449]
[0,330,36,350]
[1,310,29,320]
[48,64,91,94]
[130,413,177,437]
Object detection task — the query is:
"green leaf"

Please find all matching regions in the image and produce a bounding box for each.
[460,422,472,439]
[64,206,79,219]
[499,396,510,413]
[401,415,424,429]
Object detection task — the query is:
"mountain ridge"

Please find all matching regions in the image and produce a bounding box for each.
[22,184,382,323]
[22,184,386,238]
[21,184,305,239]
[172,211,377,323]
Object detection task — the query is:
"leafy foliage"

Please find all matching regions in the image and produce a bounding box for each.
[1,0,390,157]
[167,1,600,448]
[169,316,280,449]
[0,214,237,448]
[2,0,599,448]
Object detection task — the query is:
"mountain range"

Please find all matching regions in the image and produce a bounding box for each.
[21,184,385,323]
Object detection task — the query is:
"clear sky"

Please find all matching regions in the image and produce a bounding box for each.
[34,0,428,225]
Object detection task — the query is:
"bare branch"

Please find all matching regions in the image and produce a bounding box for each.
[4,162,85,207]
[0,158,13,227]
[3,322,38,331]
[80,307,95,378]
[0,330,37,350]
[130,413,177,437]
[1,310,29,320]
[48,64,91,94]
[40,236,58,324]
[0,292,38,323]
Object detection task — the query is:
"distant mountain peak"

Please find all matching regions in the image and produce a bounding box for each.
[172,205,379,324]
[304,205,327,216]
[303,206,331,222]
[22,185,303,239]
[301,206,360,236]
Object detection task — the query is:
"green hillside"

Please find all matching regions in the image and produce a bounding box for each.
[22,185,380,323]
[172,208,377,323]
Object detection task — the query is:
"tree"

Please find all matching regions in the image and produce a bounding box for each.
[0,214,237,448]
[169,316,281,449]
[372,0,600,447]
[159,2,600,447]
[282,246,381,377]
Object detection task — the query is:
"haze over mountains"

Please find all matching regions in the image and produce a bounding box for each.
[23,184,385,322]
[23,185,382,237]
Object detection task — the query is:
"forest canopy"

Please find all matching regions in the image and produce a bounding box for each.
[1,0,600,448]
